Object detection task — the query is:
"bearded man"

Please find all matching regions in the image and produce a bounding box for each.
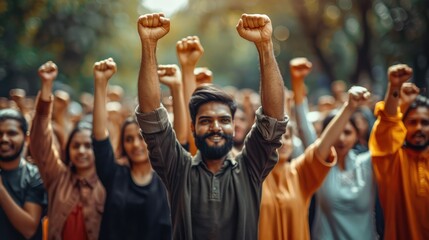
[134,13,288,240]
[370,64,429,240]
[0,109,46,239]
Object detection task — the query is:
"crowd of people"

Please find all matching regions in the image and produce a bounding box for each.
[0,12,428,240]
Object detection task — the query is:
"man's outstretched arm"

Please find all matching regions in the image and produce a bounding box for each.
[236,14,284,120]
[137,13,170,113]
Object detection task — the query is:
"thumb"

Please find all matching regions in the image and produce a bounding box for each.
[236,19,243,31]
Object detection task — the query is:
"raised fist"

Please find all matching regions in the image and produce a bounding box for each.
[158,64,182,88]
[38,61,58,84]
[347,86,370,109]
[93,58,117,86]
[194,67,213,86]
[290,57,312,80]
[236,14,272,43]
[137,13,170,42]
[388,64,413,87]
[176,36,204,67]
[400,82,420,107]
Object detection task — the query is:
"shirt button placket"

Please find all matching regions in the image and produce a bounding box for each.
[211,176,220,200]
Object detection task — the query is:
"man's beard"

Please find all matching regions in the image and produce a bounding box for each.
[195,132,234,160]
[404,140,429,151]
[0,142,24,162]
[404,131,429,151]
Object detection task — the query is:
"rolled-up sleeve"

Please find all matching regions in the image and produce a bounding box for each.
[369,101,406,157]
[244,107,289,182]
[135,106,170,134]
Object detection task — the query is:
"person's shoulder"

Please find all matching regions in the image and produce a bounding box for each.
[22,159,43,178]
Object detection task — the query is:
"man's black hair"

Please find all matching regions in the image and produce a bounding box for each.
[189,84,237,124]
[403,95,429,121]
[0,108,28,134]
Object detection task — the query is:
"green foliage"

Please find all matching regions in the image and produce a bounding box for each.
[1,0,428,104]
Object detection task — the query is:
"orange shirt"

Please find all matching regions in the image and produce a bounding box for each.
[259,142,336,240]
[369,102,429,240]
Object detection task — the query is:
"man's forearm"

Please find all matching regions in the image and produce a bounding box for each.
[384,83,401,116]
[138,41,161,113]
[256,41,284,120]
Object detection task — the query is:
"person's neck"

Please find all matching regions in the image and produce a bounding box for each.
[233,143,244,151]
[131,161,153,186]
[75,166,95,179]
[0,158,21,171]
[204,157,226,174]
[337,154,347,171]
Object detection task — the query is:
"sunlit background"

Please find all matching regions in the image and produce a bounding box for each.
[142,0,188,15]
[0,0,428,105]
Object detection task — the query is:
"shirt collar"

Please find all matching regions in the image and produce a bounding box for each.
[192,151,238,169]
[71,171,98,189]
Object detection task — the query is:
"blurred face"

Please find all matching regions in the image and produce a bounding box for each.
[353,112,370,145]
[404,107,429,149]
[233,108,249,147]
[123,123,149,164]
[278,129,293,163]
[69,129,94,171]
[193,102,234,160]
[333,122,358,157]
[0,120,25,162]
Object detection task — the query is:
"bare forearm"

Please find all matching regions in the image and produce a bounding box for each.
[316,103,354,160]
[384,83,401,116]
[291,77,305,105]
[138,41,161,113]
[181,65,197,145]
[256,41,284,120]
[40,83,53,102]
[170,83,188,144]
[93,83,108,140]
[181,65,197,106]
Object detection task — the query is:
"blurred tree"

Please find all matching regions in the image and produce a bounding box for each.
[1,0,427,101]
[0,0,118,98]
[174,0,428,98]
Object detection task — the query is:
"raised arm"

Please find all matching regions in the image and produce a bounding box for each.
[158,64,187,144]
[316,86,370,160]
[176,36,204,154]
[399,82,420,114]
[137,13,170,113]
[384,64,413,116]
[30,61,65,186]
[176,36,204,105]
[290,57,317,147]
[236,14,284,120]
[290,58,312,105]
[93,58,117,140]
[39,61,57,102]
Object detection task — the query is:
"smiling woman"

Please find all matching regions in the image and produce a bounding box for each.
[141,0,188,15]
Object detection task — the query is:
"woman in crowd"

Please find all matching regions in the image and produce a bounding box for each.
[259,85,371,240]
[290,58,379,239]
[92,58,172,240]
[30,61,105,240]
